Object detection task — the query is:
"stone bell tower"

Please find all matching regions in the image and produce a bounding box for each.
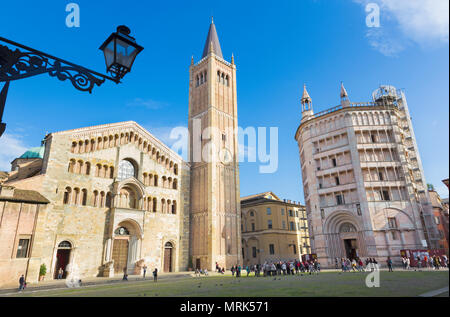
[188,18,241,270]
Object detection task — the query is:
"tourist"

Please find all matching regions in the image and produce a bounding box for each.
[122,267,128,281]
[290,262,295,275]
[314,260,320,274]
[231,266,235,277]
[428,256,434,269]
[204,268,209,276]
[281,262,287,275]
[18,274,25,292]
[387,257,393,272]
[143,265,147,279]
[358,258,364,272]
[402,257,407,270]
[372,258,379,271]
[442,255,448,268]
[351,259,357,272]
[57,267,64,280]
[153,268,158,282]
[406,257,411,270]
[417,256,422,270]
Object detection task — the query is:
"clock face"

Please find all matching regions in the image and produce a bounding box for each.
[219,148,232,165]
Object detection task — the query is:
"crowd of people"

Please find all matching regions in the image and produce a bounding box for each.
[402,254,448,270]
[216,259,322,278]
[336,258,380,272]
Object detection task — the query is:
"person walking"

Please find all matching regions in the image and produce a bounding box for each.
[57,267,64,280]
[153,268,158,282]
[18,275,25,292]
[387,257,393,272]
[417,256,422,270]
[143,265,147,279]
[122,267,128,281]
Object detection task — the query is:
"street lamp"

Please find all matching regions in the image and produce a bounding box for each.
[0,25,144,137]
[100,25,144,81]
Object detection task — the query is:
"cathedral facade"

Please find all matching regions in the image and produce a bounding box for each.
[0,20,241,287]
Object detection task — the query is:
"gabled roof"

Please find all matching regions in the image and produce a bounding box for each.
[202,19,223,59]
[49,121,184,162]
[241,191,281,202]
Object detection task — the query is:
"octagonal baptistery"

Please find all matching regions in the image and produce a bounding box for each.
[2,121,191,284]
[294,84,439,268]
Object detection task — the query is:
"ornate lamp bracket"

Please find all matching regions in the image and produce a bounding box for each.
[0,37,117,93]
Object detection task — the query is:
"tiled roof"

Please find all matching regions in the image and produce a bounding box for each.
[0,187,49,204]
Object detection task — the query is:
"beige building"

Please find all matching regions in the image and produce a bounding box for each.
[294,84,439,267]
[241,192,310,265]
[0,20,241,287]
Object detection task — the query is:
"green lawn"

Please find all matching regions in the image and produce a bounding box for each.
[10,271,449,297]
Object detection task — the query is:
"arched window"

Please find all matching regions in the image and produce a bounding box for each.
[93,190,99,207]
[172,201,177,214]
[71,142,77,153]
[217,71,221,82]
[68,159,76,173]
[118,160,136,180]
[73,188,80,205]
[161,199,166,213]
[63,187,72,205]
[109,166,114,179]
[100,191,105,207]
[76,160,83,174]
[81,189,88,206]
[85,162,91,175]
[153,197,157,212]
[173,179,178,190]
[226,75,229,87]
[106,192,112,208]
[95,164,102,177]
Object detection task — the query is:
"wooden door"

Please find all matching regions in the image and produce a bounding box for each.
[112,239,129,273]
[164,247,172,272]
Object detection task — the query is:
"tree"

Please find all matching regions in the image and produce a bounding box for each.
[427,183,435,191]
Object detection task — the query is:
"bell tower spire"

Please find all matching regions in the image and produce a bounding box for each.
[202,18,223,58]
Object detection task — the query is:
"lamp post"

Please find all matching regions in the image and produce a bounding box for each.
[0,25,143,137]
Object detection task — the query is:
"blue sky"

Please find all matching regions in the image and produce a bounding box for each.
[0,0,449,200]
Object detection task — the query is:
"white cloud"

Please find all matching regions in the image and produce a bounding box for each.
[355,0,449,56]
[0,134,28,171]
